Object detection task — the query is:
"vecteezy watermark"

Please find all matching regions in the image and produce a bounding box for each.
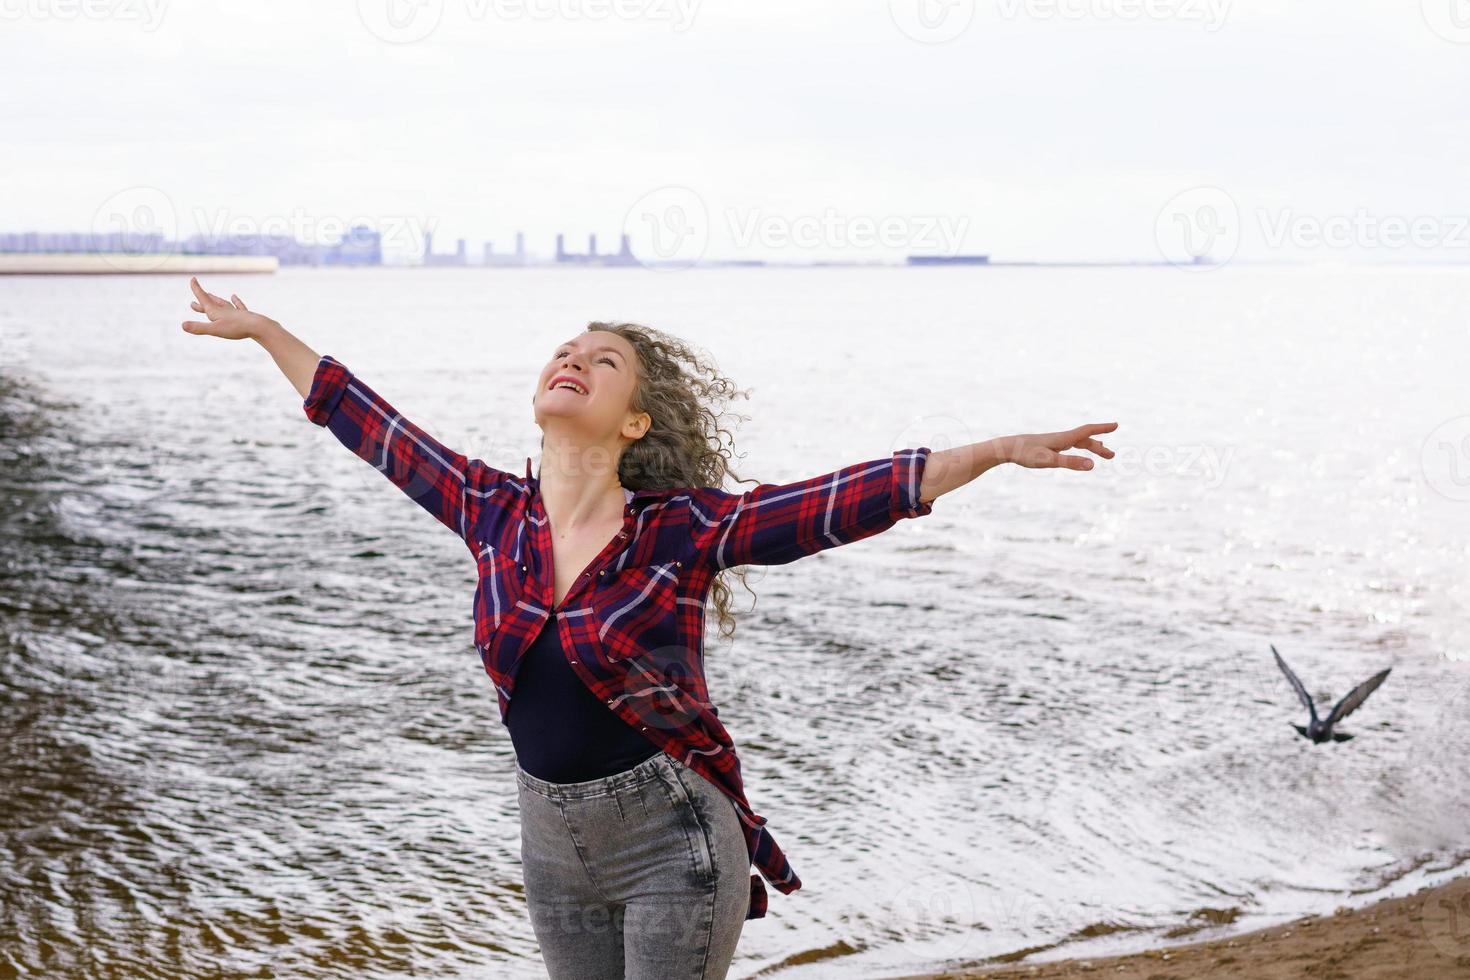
[622,186,972,269]
[1418,872,1470,959]
[715,652,916,718]
[357,0,444,43]
[474,0,699,29]
[527,896,712,947]
[608,645,707,733]
[357,0,699,43]
[888,0,976,44]
[188,206,433,256]
[890,416,979,457]
[1420,0,1470,44]
[1106,442,1235,489]
[1155,186,1241,270]
[888,415,978,506]
[1157,186,1470,268]
[91,185,180,272]
[0,0,169,30]
[993,0,1231,31]
[623,186,710,271]
[889,870,985,959]
[726,208,970,255]
[1257,209,1470,252]
[889,0,1230,42]
[1422,416,1470,502]
[301,412,512,510]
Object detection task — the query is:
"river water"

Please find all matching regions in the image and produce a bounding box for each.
[2,265,1467,978]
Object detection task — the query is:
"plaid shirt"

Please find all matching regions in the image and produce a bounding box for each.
[302,354,935,919]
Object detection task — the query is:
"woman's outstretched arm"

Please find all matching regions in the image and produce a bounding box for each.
[182,276,320,395]
[685,423,1117,571]
[917,423,1118,504]
[181,277,512,551]
[685,447,935,571]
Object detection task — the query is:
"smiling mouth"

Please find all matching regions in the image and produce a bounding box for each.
[549,379,588,395]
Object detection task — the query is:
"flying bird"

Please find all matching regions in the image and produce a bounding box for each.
[1271,644,1391,743]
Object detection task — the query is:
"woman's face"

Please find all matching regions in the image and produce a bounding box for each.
[533,330,645,442]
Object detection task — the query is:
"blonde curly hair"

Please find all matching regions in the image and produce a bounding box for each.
[579,320,757,641]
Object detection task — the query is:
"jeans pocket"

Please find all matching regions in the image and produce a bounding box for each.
[660,761,717,888]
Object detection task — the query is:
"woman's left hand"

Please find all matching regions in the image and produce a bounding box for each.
[1004,422,1118,471]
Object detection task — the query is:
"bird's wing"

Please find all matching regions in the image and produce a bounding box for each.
[1326,667,1392,726]
[1272,645,1317,720]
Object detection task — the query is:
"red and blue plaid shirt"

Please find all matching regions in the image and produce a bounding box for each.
[302,354,935,919]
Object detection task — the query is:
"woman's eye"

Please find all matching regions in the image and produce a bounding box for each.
[552,351,615,367]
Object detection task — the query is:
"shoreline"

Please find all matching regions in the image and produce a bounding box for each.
[0,253,278,274]
[891,873,1470,980]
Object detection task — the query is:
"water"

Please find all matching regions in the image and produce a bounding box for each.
[2,265,1467,978]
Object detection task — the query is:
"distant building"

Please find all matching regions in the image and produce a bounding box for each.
[329,225,382,266]
[423,231,468,267]
[484,230,529,267]
[555,232,637,267]
[0,224,382,267]
[906,254,990,266]
[0,230,169,254]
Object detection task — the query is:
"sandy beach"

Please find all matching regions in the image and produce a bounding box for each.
[893,874,1470,980]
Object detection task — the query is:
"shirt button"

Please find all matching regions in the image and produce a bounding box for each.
[674,560,682,568]
[520,564,527,572]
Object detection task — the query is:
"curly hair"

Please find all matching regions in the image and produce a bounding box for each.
[575,320,757,642]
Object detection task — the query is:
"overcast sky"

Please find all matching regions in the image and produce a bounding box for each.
[3,0,1467,263]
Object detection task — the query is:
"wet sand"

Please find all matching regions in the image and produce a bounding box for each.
[893,874,1470,980]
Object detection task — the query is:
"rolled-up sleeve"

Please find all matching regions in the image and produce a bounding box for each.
[302,354,511,550]
[303,354,353,426]
[889,446,933,520]
[685,446,934,571]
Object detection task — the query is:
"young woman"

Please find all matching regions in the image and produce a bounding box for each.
[181,276,1117,978]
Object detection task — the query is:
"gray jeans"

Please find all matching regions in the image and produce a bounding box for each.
[515,749,751,979]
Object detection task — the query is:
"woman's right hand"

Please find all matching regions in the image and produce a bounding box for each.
[181,276,279,341]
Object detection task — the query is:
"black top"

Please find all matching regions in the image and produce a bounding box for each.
[505,615,661,783]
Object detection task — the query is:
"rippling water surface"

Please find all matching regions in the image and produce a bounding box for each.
[3,266,1468,978]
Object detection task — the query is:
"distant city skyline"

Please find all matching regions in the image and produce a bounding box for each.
[5,213,1467,272]
[3,3,1467,265]
[0,223,965,268]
